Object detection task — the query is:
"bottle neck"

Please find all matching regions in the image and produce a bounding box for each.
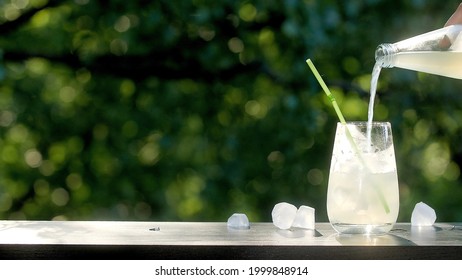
[375,43,398,68]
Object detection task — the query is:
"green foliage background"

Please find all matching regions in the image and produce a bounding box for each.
[1,0,462,223]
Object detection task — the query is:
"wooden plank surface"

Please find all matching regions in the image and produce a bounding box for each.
[1,221,461,259]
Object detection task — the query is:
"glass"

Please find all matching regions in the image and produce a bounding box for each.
[327,122,399,235]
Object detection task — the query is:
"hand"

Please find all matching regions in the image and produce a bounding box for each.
[445,3,462,26]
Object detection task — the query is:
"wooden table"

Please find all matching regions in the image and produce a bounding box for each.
[0,221,461,259]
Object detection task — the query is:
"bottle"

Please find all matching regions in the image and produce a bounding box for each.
[375,24,462,79]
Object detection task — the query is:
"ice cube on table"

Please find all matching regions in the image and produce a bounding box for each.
[272,202,297,230]
[292,205,315,230]
[411,202,437,226]
[227,213,250,230]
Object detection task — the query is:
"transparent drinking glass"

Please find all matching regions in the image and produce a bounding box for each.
[327,122,399,235]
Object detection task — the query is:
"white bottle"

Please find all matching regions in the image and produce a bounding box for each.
[375,25,462,79]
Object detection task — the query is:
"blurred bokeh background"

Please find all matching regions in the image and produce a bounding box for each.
[1,0,462,223]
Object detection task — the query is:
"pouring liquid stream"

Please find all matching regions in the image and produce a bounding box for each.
[358,62,382,211]
[367,62,382,146]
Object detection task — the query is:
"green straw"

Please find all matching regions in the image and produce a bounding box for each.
[306,59,390,214]
[306,59,346,124]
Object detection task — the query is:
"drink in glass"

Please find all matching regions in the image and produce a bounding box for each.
[327,122,399,234]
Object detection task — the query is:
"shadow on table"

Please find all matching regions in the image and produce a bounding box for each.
[332,225,420,246]
[335,233,417,245]
[275,228,323,238]
[333,224,455,245]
